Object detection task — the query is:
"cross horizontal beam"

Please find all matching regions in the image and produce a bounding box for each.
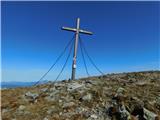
[62,27,93,35]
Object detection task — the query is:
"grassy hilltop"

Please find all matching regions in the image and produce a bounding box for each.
[1,71,160,120]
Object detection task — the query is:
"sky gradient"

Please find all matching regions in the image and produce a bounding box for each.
[2,1,160,82]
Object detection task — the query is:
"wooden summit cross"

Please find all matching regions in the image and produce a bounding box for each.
[62,18,93,80]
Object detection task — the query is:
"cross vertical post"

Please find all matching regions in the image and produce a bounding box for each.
[62,18,93,80]
[71,18,80,80]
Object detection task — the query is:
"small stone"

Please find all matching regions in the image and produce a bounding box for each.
[54,82,65,90]
[90,114,98,119]
[40,88,48,92]
[47,109,53,114]
[144,108,158,120]
[25,92,38,99]
[43,117,48,120]
[62,102,75,109]
[83,111,91,118]
[25,92,39,102]
[59,99,62,103]
[82,93,92,101]
[85,80,99,85]
[117,87,125,94]
[136,81,147,86]
[67,82,84,92]
[18,105,26,111]
[50,87,56,92]
[59,112,62,115]
[119,105,130,119]
[44,91,59,102]
[115,87,126,100]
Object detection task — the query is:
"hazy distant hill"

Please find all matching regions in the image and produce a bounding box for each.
[1,82,35,89]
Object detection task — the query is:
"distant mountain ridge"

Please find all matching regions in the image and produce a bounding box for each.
[1,81,36,89]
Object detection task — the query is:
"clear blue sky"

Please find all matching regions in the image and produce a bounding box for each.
[2,1,160,82]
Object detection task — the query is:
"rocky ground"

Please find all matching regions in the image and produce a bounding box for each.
[1,71,160,120]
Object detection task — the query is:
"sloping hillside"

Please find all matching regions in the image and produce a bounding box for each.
[1,71,160,120]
